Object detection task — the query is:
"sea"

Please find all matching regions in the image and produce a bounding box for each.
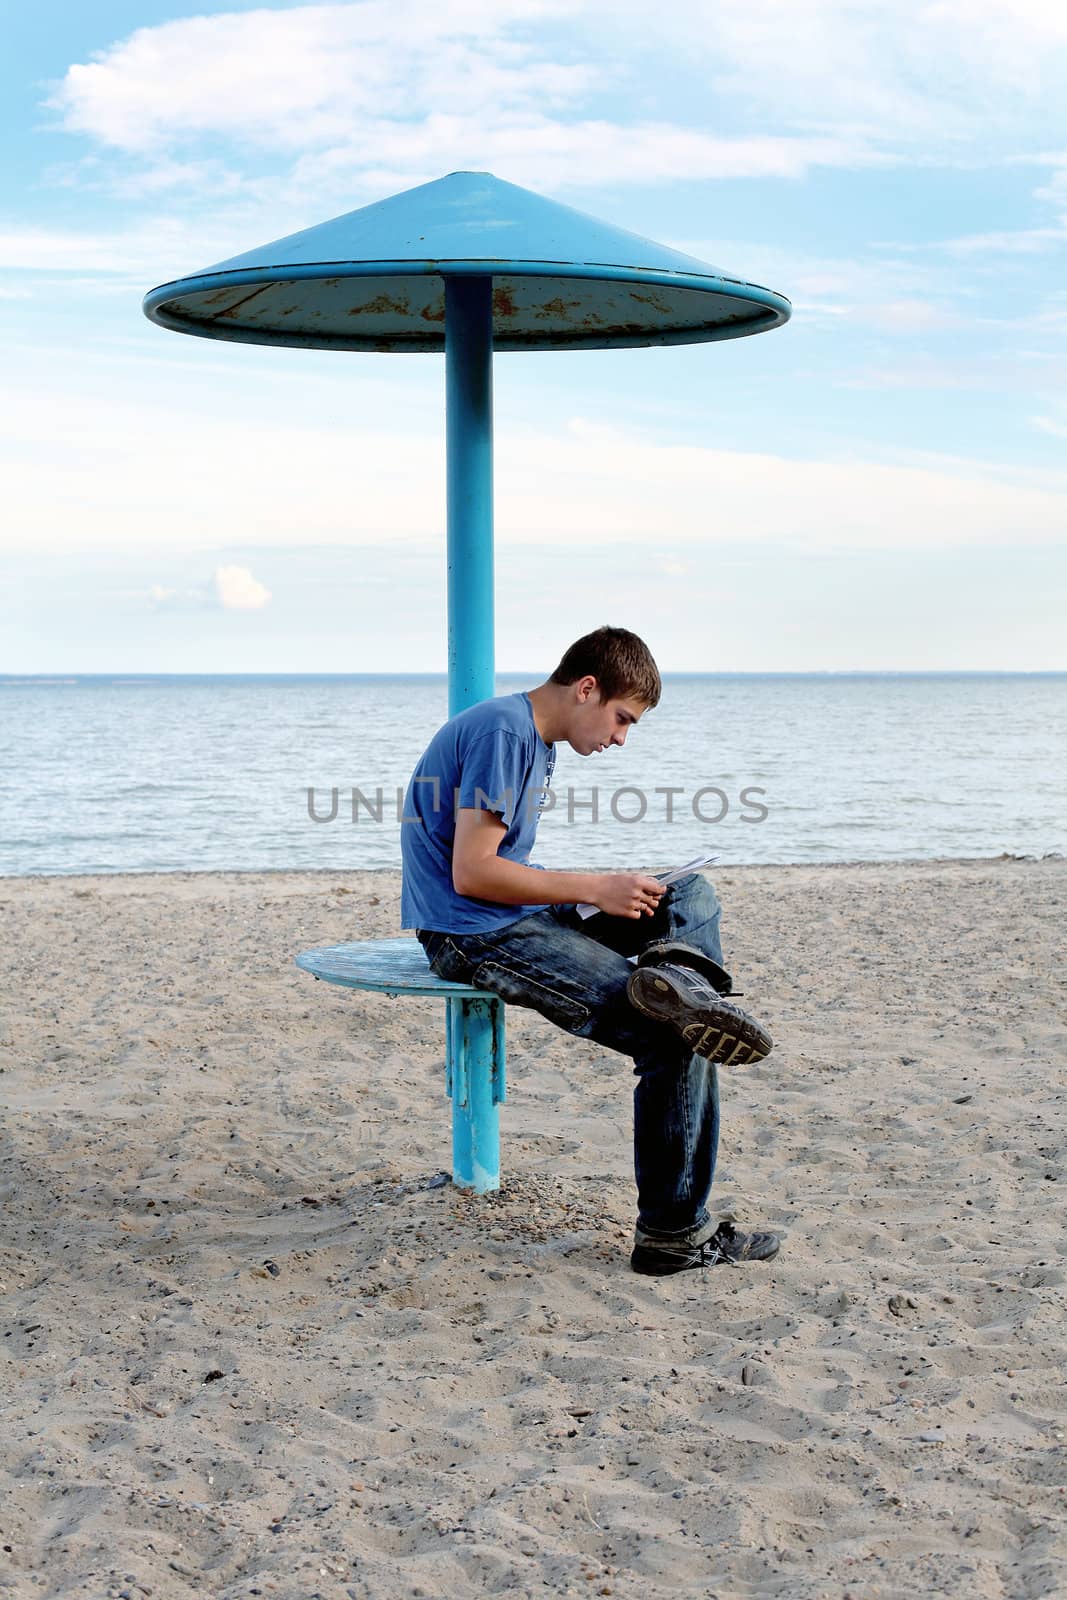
[1,673,1064,876]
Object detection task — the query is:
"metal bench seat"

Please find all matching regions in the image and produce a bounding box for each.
[295,937,506,1193]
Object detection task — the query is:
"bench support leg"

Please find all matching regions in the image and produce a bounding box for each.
[446,996,506,1193]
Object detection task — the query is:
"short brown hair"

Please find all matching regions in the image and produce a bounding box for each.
[549,626,661,708]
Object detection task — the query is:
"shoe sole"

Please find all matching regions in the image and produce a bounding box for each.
[627,969,772,1065]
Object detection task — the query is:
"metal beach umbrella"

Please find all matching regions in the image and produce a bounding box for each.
[143,169,790,713]
[143,170,791,1191]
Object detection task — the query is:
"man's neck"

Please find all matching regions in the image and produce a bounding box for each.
[525,682,568,746]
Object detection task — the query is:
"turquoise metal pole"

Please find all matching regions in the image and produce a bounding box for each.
[447,995,506,1193]
[444,274,501,1192]
[445,276,495,717]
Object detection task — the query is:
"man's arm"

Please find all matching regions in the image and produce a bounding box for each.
[452,807,665,920]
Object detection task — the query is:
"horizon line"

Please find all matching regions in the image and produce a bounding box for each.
[4,669,1066,682]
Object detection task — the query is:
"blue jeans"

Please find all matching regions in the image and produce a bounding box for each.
[417,873,725,1241]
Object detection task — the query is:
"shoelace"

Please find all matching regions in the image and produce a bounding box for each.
[697,1227,742,1268]
[639,1221,745,1267]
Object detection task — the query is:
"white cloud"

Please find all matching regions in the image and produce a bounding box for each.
[140,582,211,610]
[41,0,1067,224]
[679,238,957,326]
[865,299,958,332]
[116,575,269,610]
[47,2,876,200]
[941,225,1066,256]
[0,217,243,279]
[2,380,1065,557]
[51,3,583,154]
[1032,415,1067,439]
[640,0,1067,142]
[497,416,1067,551]
[0,223,159,273]
[933,146,1067,257]
[290,121,858,196]
[214,564,271,611]
[1034,158,1067,208]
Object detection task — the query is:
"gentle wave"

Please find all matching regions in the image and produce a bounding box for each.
[1,673,1064,876]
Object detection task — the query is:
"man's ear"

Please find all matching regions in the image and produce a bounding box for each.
[576,675,598,704]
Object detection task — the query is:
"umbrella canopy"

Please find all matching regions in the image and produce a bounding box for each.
[143,171,790,352]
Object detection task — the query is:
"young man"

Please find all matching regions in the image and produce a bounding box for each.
[401,627,779,1276]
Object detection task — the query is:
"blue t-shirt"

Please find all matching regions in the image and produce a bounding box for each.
[400,691,557,933]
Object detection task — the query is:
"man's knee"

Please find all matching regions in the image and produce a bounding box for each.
[668,871,721,919]
[583,982,693,1068]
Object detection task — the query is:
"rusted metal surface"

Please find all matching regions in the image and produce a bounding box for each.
[147,271,778,352]
[144,171,790,352]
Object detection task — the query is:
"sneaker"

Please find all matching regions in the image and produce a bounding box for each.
[626,962,773,1065]
[631,1219,781,1276]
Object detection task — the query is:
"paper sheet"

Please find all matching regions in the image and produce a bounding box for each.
[575,853,718,920]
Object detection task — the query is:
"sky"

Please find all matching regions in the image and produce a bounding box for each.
[4,0,1067,673]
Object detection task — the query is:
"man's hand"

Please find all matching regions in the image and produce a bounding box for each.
[590,872,666,920]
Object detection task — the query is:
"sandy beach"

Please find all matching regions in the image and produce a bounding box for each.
[1,858,1065,1600]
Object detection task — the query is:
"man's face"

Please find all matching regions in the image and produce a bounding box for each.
[568,682,647,756]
